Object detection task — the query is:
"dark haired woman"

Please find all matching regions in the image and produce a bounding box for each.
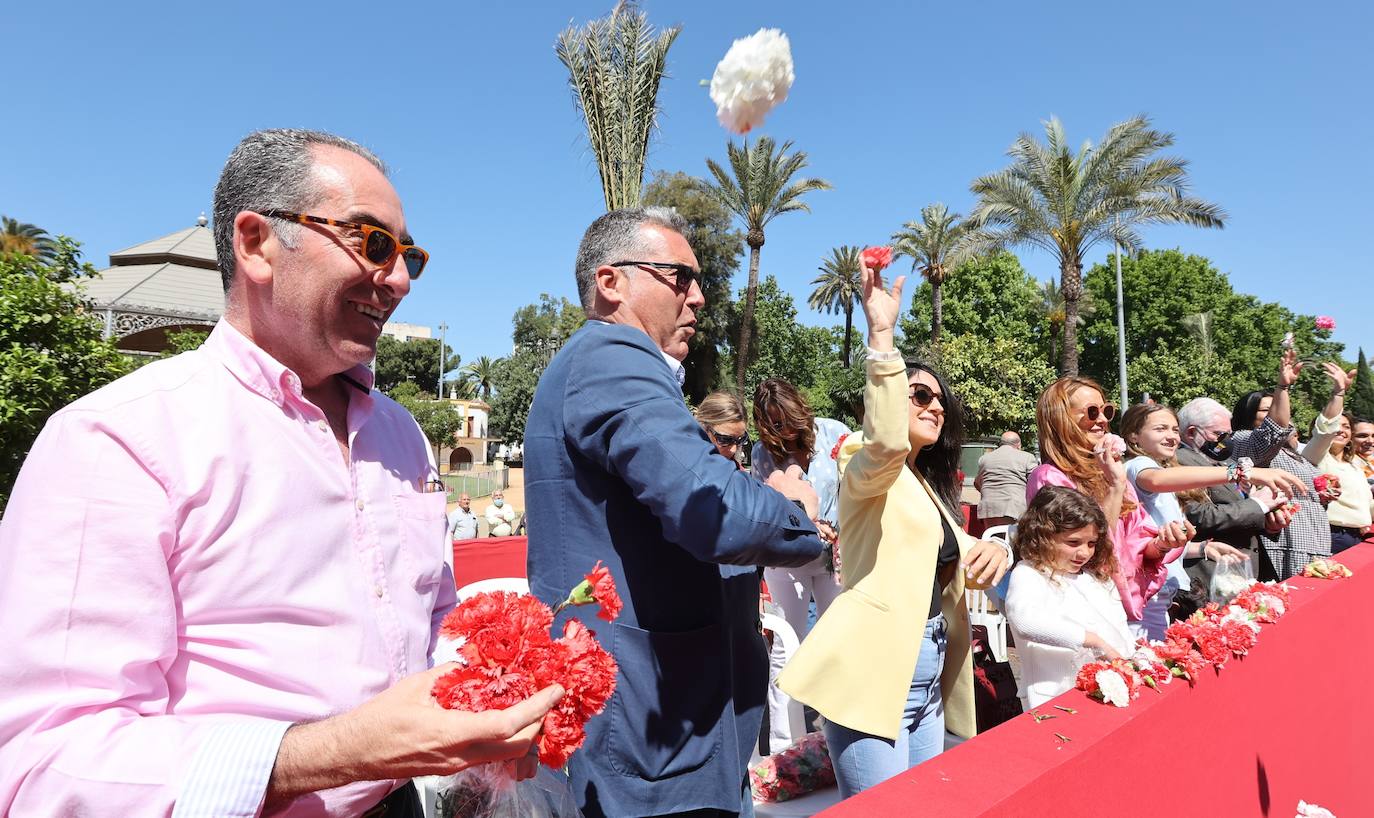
[778,256,1008,798]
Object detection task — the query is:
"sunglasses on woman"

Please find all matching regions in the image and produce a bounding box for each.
[1082,403,1117,421]
[909,385,943,407]
[710,429,750,448]
[260,210,430,280]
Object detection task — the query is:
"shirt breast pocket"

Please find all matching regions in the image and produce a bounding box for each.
[393,493,448,592]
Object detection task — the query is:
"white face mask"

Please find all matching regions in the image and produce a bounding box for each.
[493,498,504,507]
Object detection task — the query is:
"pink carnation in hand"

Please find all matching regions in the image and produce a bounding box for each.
[861,246,893,272]
[1314,315,1336,331]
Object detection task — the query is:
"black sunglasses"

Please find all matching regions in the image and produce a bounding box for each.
[710,429,751,448]
[611,260,702,291]
[1083,403,1117,421]
[909,385,943,408]
[261,210,429,280]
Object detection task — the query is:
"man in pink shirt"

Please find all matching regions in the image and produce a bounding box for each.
[0,129,561,817]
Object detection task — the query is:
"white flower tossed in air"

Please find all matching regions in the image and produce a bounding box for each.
[1095,669,1130,707]
[709,28,794,134]
[1296,800,1336,818]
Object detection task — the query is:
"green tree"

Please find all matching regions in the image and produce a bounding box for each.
[388,383,463,463]
[1351,348,1374,421]
[1,216,59,265]
[2,238,132,511]
[969,115,1226,375]
[705,137,831,394]
[160,328,210,358]
[642,171,743,402]
[899,252,1046,354]
[808,246,862,367]
[461,355,499,401]
[1038,278,1097,368]
[488,350,542,444]
[555,0,680,210]
[1077,249,1343,428]
[891,204,977,347]
[373,335,460,396]
[935,333,1056,444]
[511,294,586,353]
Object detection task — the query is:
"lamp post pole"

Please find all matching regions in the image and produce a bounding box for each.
[437,322,449,399]
[1114,219,1128,409]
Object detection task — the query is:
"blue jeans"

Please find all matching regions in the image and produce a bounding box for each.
[821,614,948,799]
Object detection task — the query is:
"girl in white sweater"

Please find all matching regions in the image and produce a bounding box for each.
[1004,486,1135,708]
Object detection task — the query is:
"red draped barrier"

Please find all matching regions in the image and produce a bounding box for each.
[451,536,527,588]
[818,543,1374,818]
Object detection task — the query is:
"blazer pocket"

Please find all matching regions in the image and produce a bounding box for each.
[608,621,726,781]
[846,586,891,612]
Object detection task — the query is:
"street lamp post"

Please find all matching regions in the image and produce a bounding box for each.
[1114,220,1129,409]
[437,321,449,399]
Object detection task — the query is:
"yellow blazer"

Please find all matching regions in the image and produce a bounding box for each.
[777,356,977,741]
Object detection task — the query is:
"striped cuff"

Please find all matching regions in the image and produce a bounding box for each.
[172,719,292,818]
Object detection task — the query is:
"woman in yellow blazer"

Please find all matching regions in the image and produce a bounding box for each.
[777,257,1009,798]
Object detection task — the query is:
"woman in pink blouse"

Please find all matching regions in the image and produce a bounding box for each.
[1027,376,1190,639]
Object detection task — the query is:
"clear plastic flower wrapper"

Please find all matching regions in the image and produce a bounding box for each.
[750,731,836,802]
[436,765,582,818]
[1209,556,1255,604]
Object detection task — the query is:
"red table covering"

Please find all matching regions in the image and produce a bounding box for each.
[451,535,527,589]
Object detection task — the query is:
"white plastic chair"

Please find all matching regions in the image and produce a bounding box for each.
[455,576,529,600]
[967,524,1011,662]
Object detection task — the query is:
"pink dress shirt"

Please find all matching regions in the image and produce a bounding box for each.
[1026,464,1177,622]
[0,320,456,817]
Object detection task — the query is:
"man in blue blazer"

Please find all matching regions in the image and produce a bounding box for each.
[525,207,824,817]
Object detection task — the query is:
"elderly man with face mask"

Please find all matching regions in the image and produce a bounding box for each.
[524,207,823,818]
[0,129,560,817]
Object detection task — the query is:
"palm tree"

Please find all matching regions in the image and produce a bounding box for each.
[890,203,977,347]
[1039,278,1097,366]
[808,246,862,367]
[969,115,1225,375]
[1,217,58,263]
[1182,311,1216,363]
[555,1,680,210]
[462,356,499,401]
[705,137,831,393]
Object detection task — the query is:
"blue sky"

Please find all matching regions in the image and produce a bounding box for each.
[3,0,1371,367]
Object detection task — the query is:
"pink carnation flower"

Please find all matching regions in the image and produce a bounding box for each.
[1315,316,1336,331]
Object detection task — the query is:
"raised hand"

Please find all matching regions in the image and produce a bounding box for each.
[1320,361,1357,393]
[859,252,905,344]
[1278,347,1305,387]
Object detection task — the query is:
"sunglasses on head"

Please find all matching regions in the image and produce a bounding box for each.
[610,260,702,291]
[710,429,750,448]
[909,385,943,407]
[1083,403,1117,421]
[261,210,430,280]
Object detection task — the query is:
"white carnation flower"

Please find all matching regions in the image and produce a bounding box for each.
[1296,800,1336,817]
[709,28,794,134]
[1095,669,1130,707]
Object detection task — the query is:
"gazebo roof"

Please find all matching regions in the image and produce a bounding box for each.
[81,216,225,318]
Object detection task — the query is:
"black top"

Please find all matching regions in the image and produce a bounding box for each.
[930,512,962,619]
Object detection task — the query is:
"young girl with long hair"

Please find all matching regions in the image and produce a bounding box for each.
[1003,486,1133,708]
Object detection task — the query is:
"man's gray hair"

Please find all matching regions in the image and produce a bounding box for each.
[573,206,690,311]
[212,128,386,291]
[1177,397,1230,435]
[1000,431,1021,447]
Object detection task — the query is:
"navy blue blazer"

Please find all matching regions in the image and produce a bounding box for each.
[525,322,822,817]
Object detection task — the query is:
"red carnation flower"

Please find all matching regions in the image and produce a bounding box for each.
[830,433,850,461]
[861,246,893,272]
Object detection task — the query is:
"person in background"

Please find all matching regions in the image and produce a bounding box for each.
[694,391,750,468]
[447,491,479,541]
[750,378,850,751]
[1232,350,1333,578]
[1299,364,1371,553]
[1027,376,1188,639]
[1003,486,1134,709]
[778,256,1008,799]
[974,431,1040,527]
[1353,419,1374,483]
[1173,397,1295,593]
[485,489,517,536]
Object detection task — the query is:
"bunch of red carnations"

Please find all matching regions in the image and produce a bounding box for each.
[1073,658,1142,707]
[431,563,622,818]
[750,732,836,803]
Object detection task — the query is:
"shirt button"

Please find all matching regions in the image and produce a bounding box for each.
[374,585,385,598]
[356,499,365,511]
[317,420,329,433]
